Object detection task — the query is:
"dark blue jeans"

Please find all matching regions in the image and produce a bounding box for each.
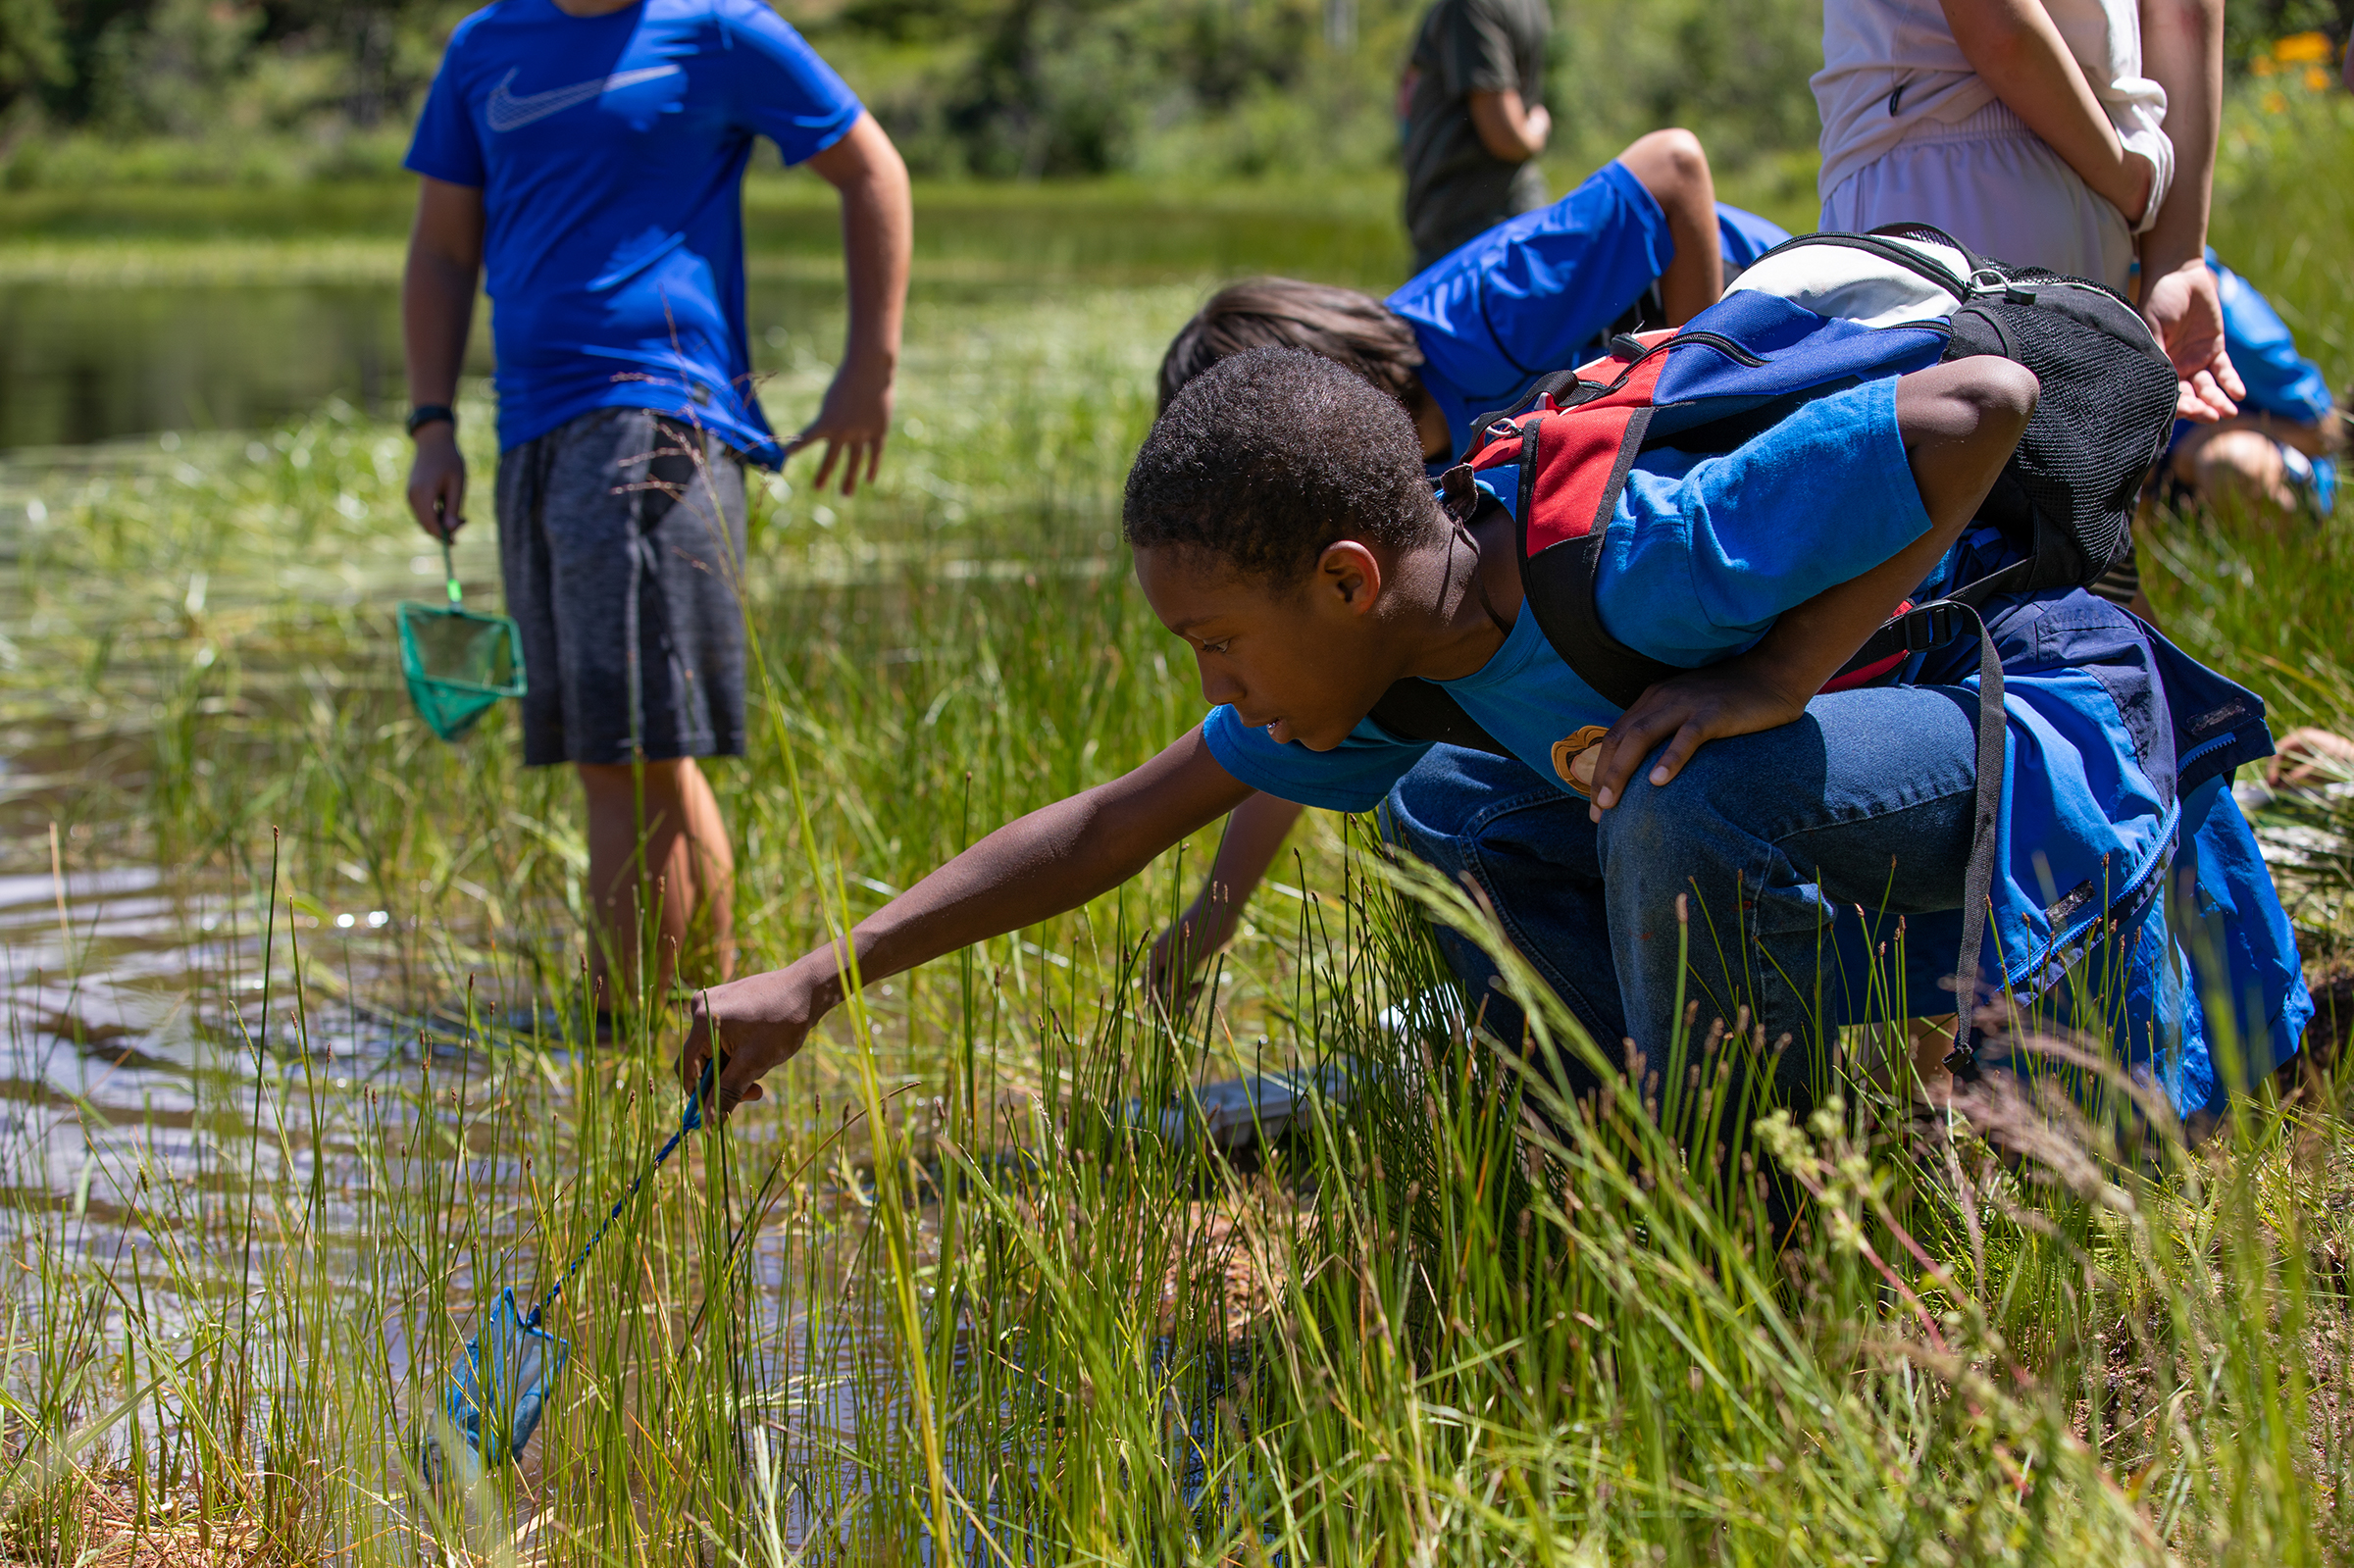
[1383,683,1985,1107]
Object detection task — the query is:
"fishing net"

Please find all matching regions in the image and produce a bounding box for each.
[397,536,525,742]
[435,1288,568,1476]
[421,1079,707,1479]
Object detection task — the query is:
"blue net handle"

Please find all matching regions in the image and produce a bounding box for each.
[523,1062,711,1331]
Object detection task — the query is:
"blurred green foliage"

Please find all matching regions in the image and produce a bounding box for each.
[0,0,2347,191]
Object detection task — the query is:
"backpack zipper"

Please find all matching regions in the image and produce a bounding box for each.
[1749,230,1970,301]
[1581,329,1768,397]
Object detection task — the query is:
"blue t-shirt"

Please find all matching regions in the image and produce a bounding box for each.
[1386,159,1793,463]
[1202,377,1930,810]
[1716,204,1794,276]
[405,0,864,462]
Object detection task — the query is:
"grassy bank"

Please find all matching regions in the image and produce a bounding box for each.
[2,94,2352,1566]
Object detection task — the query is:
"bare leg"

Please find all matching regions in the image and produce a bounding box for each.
[1615,128,1723,326]
[677,756,737,982]
[579,757,736,1009]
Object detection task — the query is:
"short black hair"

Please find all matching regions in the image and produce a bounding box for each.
[1124,345,1441,585]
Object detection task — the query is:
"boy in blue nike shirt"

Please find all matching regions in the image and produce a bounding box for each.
[399,0,911,1009]
[681,344,2305,1138]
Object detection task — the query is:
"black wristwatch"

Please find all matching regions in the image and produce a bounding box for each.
[407,404,457,437]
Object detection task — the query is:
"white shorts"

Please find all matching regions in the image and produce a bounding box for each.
[1819,100,2137,292]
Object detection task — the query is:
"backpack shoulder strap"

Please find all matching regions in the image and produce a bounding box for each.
[1366,678,1513,757]
[1483,346,1687,709]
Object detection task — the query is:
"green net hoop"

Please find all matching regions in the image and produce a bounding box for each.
[397,599,527,742]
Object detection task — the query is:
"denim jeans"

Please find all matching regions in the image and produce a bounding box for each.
[1382,683,1986,1109]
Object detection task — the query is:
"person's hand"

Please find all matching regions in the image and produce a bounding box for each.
[2140,258,2246,424]
[679,965,826,1118]
[407,425,467,538]
[790,351,895,497]
[1145,904,1228,1017]
[1524,104,1552,154]
[1582,661,1812,822]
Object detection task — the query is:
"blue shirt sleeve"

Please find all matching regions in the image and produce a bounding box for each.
[1715,203,1791,274]
[713,0,863,165]
[404,20,486,187]
[1388,159,1674,458]
[2212,256,2334,428]
[1201,708,1431,813]
[1595,377,1932,665]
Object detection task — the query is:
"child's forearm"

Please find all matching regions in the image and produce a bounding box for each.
[400,177,484,409]
[1616,130,1723,326]
[1937,0,2151,224]
[2134,0,2222,278]
[840,742,1243,990]
[1747,359,2038,699]
[684,733,1253,1107]
[1199,792,1306,927]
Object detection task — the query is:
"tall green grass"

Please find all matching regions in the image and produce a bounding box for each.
[2,96,2353,1565]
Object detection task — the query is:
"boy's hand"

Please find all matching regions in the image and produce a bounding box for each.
[1583,661,1812,821]
[1145,903,1229,1016]
[2140,258,2244,423]
[407,426,467,538]
[680,964,828,1118]
[789,352,895,498]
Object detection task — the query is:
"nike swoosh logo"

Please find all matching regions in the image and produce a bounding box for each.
[485,64,683,132]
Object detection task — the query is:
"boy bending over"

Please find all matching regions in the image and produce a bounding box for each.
[685,341,2306,1130]
[1149,132,1789,999]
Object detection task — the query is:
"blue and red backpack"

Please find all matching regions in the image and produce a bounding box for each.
[1365,225,2183,1062]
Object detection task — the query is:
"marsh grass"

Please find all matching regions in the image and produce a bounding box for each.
[6,99,2354,1564]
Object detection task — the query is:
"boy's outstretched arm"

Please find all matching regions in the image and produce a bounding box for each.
[681,732,1254,1111]
[1582,357,2039,816]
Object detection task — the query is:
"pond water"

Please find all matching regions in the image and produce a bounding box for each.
[0,184,1407,450]
[0,193,1378,1550]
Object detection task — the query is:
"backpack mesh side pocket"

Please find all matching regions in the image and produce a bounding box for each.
[1945,278,2177,588]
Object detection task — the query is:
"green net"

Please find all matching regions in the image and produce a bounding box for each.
[397,600,526,742]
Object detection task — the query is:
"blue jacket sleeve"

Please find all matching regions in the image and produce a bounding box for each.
[2212,255,2335,428]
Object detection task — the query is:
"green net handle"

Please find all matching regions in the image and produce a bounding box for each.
[438,502,462,606]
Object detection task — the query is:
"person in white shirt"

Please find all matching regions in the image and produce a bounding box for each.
[1814,0,2243,427]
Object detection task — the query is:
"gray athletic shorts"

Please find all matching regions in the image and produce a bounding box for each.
[495,407,749,768]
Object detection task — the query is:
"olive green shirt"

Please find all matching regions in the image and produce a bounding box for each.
[1400,0,1552,271]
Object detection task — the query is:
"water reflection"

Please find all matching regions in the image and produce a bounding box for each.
[0,282,447,451]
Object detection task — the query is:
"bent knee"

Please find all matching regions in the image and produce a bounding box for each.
[1899,357,2038,449]
[1620,128,1709,201]
[2184,428,2289,499]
